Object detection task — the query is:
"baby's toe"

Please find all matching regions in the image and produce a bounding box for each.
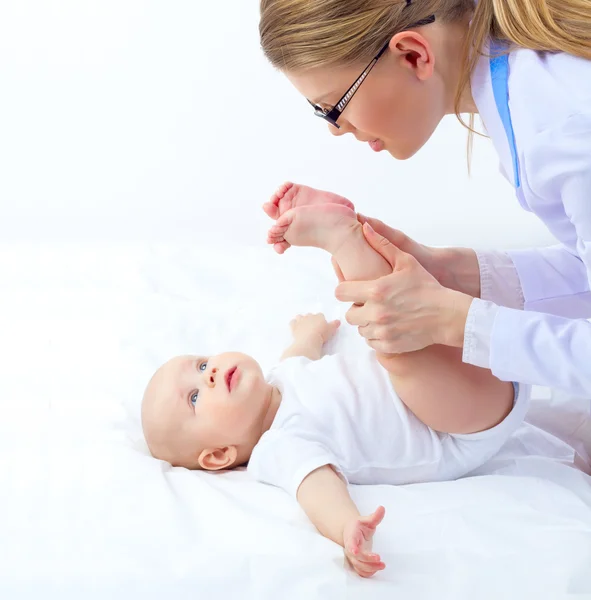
[273,241,290,254]
[263,202,279,219]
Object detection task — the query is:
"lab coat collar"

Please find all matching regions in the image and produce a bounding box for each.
[470,41,516,188]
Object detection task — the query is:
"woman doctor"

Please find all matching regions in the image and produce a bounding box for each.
[259,0,591,396]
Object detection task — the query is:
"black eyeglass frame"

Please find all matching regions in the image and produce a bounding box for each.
[307,14,436,129]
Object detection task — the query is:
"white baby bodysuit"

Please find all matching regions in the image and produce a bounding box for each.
[248,348,529,498]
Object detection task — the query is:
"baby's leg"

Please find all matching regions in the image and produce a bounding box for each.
[270,204,514,435]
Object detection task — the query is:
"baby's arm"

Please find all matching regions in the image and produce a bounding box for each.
[297,465,386,578]
[281,313,340,361]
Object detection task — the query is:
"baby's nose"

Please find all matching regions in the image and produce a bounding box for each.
[207,367,218,387]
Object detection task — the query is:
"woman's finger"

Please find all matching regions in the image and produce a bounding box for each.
[358,320,384,340]
[366,337,401,355]
[336,280,373,304]
[344,304,371,328]
[357,214,400,243]
[346,310,367,329]
[358,214,420,254]
[362,223,408,268]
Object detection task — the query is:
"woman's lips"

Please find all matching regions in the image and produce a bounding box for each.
[369,139,385,152]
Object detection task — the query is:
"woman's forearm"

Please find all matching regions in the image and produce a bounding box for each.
[437,247,481,299]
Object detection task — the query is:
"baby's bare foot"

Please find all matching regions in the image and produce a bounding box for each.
[264,182,355,219]
[263,183,356,253]
[267,203,359,255]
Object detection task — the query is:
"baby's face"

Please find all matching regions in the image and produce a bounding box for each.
[142,352,271,469]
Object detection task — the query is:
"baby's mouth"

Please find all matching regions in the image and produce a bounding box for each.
[225,367,237,392]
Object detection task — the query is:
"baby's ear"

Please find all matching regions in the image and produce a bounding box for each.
[197,447,238,471]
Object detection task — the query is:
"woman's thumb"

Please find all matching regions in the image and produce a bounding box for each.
[358,214,388,237]
[358,215,408,248]
[362,223,406,268]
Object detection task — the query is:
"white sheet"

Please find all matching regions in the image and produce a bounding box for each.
[0,241,590,599]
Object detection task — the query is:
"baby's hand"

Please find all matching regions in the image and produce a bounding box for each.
[342,506,386,578]
[290,313,340,345]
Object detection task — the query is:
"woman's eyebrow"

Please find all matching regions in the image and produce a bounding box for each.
[311,91,337,104]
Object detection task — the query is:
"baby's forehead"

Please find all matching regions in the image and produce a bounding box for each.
[152,354,206,395]
[159,354,201,378]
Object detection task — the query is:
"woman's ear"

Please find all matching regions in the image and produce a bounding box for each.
[389,31,435,81]
[197,446,238,471]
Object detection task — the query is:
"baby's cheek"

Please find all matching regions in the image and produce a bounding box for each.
[217,403,248,427]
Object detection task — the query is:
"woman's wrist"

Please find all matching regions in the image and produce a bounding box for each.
[435,248,481,299]
[437,288,474,348]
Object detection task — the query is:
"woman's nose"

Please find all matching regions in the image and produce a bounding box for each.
[329,119,354,137]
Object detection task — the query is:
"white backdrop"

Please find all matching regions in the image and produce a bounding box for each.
[0,0,555,249]
[2,5,591,598]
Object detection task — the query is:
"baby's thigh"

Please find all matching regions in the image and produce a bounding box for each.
[379,345,514,435]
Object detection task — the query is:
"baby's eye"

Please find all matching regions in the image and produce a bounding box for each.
[190,391,199,405]
[199,361,207,372]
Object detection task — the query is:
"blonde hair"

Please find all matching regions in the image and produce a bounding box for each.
[260,0,591,135]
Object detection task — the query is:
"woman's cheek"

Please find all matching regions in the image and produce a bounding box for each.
[361,102,398,141]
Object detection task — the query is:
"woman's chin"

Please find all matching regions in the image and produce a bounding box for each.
[385,131,432,160]
[386,141,424,161]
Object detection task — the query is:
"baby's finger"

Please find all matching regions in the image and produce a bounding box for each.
[359,506,386,530]
[356,559,386,572]
[352,560,385,578]
[356,551,382,564]
[328,320,341,335]
[348,534,362,556]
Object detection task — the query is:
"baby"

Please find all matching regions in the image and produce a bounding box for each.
[142,183,528,578]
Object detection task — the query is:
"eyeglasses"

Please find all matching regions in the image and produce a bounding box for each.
[307,14,436,129]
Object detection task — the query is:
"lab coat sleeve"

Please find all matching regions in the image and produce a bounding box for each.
[475,250,524,309]
[464,113,591,395]
[508,245,591,318]
[510,112,591,318]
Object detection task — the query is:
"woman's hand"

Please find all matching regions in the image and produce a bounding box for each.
[342,506,386,578]
[335,214,482,300]
[335,223,474,354]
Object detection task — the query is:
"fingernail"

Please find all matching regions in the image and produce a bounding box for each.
[363,222,375,234]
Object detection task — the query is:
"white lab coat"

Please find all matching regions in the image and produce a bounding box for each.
[463,43,591,396]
